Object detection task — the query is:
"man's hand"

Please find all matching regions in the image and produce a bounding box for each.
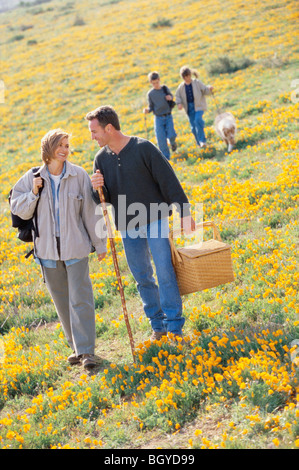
[181,215,196,235]
[91,170,104,190]
[143,108,149,114]
[98,252,106,262]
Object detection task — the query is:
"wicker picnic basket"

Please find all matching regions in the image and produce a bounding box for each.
[169,221,235,295]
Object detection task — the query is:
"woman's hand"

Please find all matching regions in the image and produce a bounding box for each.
[32,176,43,196]
[177,103,183,110]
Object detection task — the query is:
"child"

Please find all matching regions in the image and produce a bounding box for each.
[175,66,214,148]
[143,71,177,160]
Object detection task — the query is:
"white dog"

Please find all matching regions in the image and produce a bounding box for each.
[214,112,237,153]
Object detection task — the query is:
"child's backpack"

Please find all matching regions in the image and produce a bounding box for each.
[8,167,43,258]
[162,85,176,110]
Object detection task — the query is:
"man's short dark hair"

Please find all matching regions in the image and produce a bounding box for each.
[85,105,121,130]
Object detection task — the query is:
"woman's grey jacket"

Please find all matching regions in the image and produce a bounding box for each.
[10,161,107,261]
[175,78,212,112]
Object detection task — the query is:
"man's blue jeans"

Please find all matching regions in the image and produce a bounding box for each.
[187,102,206,145]
[154,114,177,160]
[121,218,184,335]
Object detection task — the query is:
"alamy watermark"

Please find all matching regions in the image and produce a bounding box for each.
[95,197,203,241]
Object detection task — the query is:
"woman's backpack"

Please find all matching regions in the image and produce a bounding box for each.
[8,167,43,257]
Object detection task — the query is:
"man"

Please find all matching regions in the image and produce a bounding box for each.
[143,71,177,160]
[86,105,195,341]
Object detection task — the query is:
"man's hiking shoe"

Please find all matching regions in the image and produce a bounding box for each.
[150,331,167,342]
[80,354,99,370]
[171,142,177,152]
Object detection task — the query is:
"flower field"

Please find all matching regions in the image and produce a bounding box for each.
[0,0,298,449]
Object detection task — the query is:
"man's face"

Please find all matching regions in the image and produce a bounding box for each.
[89,119,109,147]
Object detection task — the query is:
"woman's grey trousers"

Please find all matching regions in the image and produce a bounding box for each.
[43,257,96,356]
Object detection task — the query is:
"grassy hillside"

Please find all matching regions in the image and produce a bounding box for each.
[0,0,298,450]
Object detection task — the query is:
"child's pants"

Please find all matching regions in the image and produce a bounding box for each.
[154,114,177,159]
[187,102,206,145]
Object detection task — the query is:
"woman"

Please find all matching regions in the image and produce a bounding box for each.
[10,129,107,370]
[175,66,214,148]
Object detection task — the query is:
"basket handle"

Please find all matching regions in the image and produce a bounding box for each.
[170,220,222,241]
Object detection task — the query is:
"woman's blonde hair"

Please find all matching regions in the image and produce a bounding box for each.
[180,66,199,79]
[41,129,70,164]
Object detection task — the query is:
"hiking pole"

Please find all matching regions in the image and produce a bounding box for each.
[97,185,136,363]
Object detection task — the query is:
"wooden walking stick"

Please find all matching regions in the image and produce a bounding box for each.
[97,184,136,363]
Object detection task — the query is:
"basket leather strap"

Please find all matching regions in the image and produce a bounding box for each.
[169,221,222,241]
